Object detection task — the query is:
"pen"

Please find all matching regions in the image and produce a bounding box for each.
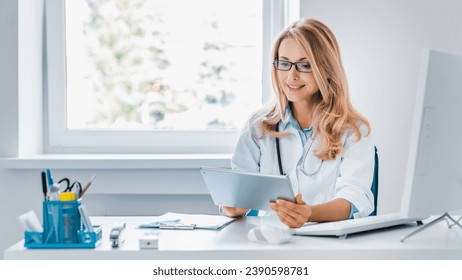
[41,171,48,199]
[80,175,96,197]
[138,219,181,228]
[159,223,196,230]
[158,219,181,225]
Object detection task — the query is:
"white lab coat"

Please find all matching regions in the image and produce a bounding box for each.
[231,118,375,218]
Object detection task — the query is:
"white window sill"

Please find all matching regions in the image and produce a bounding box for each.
[0,154,232,169]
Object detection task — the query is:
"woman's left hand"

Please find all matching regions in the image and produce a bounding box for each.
[270,193,311,228]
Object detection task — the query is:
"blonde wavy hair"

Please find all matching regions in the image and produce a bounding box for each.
[249,18,370,160]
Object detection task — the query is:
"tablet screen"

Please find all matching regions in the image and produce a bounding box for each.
[200,167,295,211]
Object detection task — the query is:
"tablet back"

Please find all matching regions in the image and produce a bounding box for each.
[200,167,295,211]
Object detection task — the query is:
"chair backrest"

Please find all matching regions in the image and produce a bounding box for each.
[246,209,259,216]
[369,146,379,216]
[246,146,380,217]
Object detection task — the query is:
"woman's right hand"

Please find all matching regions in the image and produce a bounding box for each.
[221,206,248,218]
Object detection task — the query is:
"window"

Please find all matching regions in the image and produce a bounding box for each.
[46,0,297,153]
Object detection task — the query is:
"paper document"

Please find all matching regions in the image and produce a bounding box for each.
[138,212,238,230]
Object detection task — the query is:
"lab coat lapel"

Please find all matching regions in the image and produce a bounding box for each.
[279,125,303,175]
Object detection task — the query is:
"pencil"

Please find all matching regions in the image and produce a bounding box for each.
[80,175,96,197]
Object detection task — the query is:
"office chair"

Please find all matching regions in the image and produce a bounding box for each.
[246,146,379,217]
[369,146,379,216]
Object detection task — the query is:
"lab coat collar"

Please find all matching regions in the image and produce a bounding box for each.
[280,105,313,132]
[280,106,290,129]
[281,106,294,130]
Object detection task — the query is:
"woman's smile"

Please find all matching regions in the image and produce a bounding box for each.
[287,83,305,90]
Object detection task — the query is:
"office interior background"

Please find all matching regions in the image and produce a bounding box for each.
[1,0,461,258]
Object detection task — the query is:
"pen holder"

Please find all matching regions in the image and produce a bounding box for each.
[43,199,80,244]
[24,199,102,249]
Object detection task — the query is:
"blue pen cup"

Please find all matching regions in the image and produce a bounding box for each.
[24,199,103,248]
[43,200,81,244]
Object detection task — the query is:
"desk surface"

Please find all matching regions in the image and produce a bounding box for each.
[4,215,462,260]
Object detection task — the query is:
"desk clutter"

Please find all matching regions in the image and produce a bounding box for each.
[19,169,102,249]
[136,213,237,249]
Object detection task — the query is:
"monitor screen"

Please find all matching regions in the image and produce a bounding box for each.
[402,49,462,218]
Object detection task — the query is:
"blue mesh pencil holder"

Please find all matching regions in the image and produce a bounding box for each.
[24,198,102,249]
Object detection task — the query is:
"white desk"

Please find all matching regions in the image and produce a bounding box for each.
[4,216,462,260]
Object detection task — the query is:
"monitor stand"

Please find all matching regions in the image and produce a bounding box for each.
[400,212,462,242]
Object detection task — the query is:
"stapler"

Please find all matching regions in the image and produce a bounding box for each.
[110,222,126,248]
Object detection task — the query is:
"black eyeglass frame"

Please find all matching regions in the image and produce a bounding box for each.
[272,59,313,73]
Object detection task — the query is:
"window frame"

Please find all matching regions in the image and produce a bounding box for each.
[45,0,298,154]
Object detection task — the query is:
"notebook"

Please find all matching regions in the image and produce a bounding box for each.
[295,49,462,237]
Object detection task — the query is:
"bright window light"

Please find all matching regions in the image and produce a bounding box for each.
[65,0,262,131]
[46,0,289,153]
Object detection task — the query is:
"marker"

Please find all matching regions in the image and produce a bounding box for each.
[46,169,54,186]
[41,171,48,199]
[80,175,96,197]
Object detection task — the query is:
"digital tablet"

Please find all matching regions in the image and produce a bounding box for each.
[200,167,295,211]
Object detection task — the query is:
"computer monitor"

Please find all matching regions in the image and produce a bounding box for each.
[401,49,462,218]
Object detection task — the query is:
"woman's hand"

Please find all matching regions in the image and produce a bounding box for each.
[270,193,312,228]
[221,206,248,218]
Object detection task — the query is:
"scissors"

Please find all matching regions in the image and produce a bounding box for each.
[58,178,82,197]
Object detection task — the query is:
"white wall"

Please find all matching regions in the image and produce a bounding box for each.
[0,0,19,258]
[0,0,19,157]
[300,0,462,214]
[1,0,462,259]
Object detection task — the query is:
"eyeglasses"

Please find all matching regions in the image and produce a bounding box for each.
[273,59,313,73]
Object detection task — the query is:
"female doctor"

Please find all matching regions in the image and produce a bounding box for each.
[222,18,375,228]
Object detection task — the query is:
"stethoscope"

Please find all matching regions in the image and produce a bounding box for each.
[275,125,324,176]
